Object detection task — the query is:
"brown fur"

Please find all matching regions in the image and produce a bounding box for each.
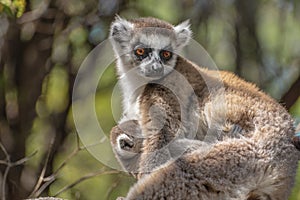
[126,56,300,199]
[109,17,300,200]
[130,17,173,29]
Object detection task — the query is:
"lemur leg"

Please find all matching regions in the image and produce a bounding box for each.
[138,84,186,176]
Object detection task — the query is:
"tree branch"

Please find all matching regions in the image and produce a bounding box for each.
[280,76,300,110]
[53,170,120,197]
[0,142,37,200]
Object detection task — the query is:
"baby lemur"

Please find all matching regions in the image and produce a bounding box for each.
[109,16,299,199]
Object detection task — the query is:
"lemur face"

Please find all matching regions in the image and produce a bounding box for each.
[110,17,191,78]
[130,30,176,78]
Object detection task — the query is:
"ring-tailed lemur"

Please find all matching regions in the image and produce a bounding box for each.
[109,17,300,199]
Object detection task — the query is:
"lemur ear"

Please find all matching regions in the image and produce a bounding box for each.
[174,20,192,48]
[110,15,133,44]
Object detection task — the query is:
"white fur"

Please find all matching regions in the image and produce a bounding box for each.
[118,68,145,124]
[174,20,192,48]
[115,15,134,29]
[138,34,173,50]
[110,17,134,56]
[111,17,192,124]
[110,16,134,37]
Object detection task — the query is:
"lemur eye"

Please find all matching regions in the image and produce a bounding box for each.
[160,50,172,61]
[134,47,150,60]
[135,48,145,56]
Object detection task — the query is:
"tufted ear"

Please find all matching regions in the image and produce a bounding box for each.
[174,20,192,48]
[110,16,134,45]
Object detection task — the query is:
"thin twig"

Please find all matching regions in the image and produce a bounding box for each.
[2,165,10,200]
[33,177,56,198]
[53,170,120,197]
[105,176,120,200]
[280,75,300,109]
[29,133,103,198]
[0,142,37,200]
[0,142,9,159]
[11,151,38,167]
[51,146,79,176]
[0,160,8,165]
[46,133,81,180]
[49,140,102,177]
[29,135,56,198]
[0,141,10,200]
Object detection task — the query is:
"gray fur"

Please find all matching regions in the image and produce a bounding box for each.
[109,17,300,200]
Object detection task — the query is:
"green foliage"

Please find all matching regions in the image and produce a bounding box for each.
[0,0,26,17]
[134,0,180,23]
[69,26,89,47]
[1,0,300,199]
[45,65,69,114]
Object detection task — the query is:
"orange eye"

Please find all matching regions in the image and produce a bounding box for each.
[162,51,171,58]
[135,48,145,56]
[160,50,172,61]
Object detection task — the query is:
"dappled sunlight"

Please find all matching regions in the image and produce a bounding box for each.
[0,0,299,199]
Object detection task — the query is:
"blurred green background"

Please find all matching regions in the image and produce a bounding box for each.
[0,0,300,199]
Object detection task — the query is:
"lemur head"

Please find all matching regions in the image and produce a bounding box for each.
[110,16,192,78]
[110,120,143,176]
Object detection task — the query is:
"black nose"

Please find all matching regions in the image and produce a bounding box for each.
[144,64,164,77]
[151,64,163,72]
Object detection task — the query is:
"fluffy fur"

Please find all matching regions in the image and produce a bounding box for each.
[109,17,300,199]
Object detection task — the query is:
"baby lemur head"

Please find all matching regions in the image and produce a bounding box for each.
[110,16,191,78]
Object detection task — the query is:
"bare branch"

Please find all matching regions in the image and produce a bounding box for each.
[28,135,103,198]
[0,142,9,160]
[1,163,10,200]
[11,151,38,167]
[53,170,120,197]
[105,176,120,200]
[281,76,300,110]
[52,140,102,176]
[29,136,56,198]
[0,141,37,200]
[0,141,10,200]
[32,178,56,198]
[52,147,79,177]
[0,160,8,165]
